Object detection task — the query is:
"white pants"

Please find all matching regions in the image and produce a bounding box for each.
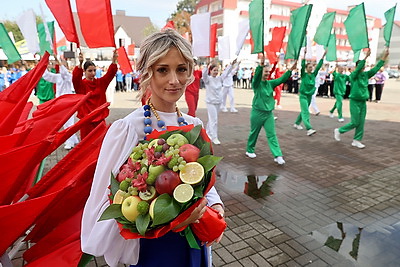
[221,86,235,110]
[309,86,320,114]
[125,77,132,91]
[206,103,220,141]
[64,115,79,147]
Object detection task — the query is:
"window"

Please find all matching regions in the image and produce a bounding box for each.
[210,1,222,12]
[197,5,208,13]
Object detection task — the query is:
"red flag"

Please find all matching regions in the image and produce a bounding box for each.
[0,122,33,153]
[45,0,80,46]
[0,53,49,135]
[127,43,135,56]
[268,27,286,52]
[17,101,33,124]
[24,239,82,267]
[117,46,133,74]
[210,23,217,58]
[76,0,115,48]
[0,138,53,205]
[162,20,175,31]
[0,189,60,255]
[26,122,107,199]
[24,212,82,262]
[265,45,278,64]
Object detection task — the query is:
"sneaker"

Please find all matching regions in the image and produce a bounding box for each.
[338,118,344,122]
[274,116,278,120]
[277,105,282,109]
[329,113,334,118]
[221,108,228,112]
[274,156,285,165]
[64,144,73,150]
[245,152,257,158]
[307,129,316,136]
[212,139,221,145]
[230,108,238,113]
[334,128,341,141]
[315,112,320,116]
[352,140,365,149]
[293,124,303,130]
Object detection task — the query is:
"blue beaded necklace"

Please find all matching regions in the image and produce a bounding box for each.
[143,100,188,138]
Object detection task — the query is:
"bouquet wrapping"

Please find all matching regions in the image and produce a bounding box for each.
[99,124,226,248]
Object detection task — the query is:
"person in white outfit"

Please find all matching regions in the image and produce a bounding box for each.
[220,59,239,113]
[310,68,326,116]
[202,62,233,145]
[42,59,79,150]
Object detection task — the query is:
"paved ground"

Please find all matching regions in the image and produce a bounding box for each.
[13,79,400,266]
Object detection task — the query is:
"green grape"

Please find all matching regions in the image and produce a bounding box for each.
[178,164,185,171]
[181,160,187,165]
[131,151,142,160]
[172,165,179,172]
[155,145,163,152]
[177,140,185,147]
[173,149,179,155]
[174,144,180,149]
[177,157,183,163]
[168,158,178,169]
[140,167,147,174]
[141,143,149,149]
[132,146,141,153]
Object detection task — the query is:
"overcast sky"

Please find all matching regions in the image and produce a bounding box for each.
[1,0,399,28]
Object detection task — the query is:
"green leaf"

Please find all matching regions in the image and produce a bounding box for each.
[198,142,211,157]
[98,204,123,221]
[188,125,202,144]
[136,213,151,236]
[110,172,119,197]
[193,185,204,198]
[197,155,223,172]
[152,194,181,226]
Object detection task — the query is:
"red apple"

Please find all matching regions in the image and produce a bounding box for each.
[155,170,181,195]
[179,144,201,162]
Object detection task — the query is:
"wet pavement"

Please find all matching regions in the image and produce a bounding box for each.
[13,80,400,266]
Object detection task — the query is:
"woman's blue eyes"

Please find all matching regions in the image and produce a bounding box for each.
[156,67,187,73]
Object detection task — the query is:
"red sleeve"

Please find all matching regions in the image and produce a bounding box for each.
[99,63,118,91]
[72,66,84,94]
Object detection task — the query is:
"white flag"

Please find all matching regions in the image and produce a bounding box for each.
[16,9,40,55]
[191,13,211,57]
[315,44,325,61]
[218,36,230,60]
[236,19,249,55]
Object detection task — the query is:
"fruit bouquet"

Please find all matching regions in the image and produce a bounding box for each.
[99,124,226,248]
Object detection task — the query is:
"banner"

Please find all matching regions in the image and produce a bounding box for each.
[0,23,21,63]
[210,23,217,58]
[76,0,115,48]
[344,3,369,52]
[249,0,264,53]
[314,12,336,47]
[285,5,313,60]
[117,47,133,74]
[217,35,230,60]
[191,13,211,57]
[326,34,337,61]
[383,5,397,47]
[235,19,249,55]
[37,22,55,56]
[16,9,40,55]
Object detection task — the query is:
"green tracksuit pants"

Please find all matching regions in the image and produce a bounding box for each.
[295,94,313,130]
[338,99,366,140]
[246,109,282,157]
[330,95,344,119]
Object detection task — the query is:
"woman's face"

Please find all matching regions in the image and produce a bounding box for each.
[84,66,96,81]
[149,46,190,111]
[262,67,271,81]
[210,66,219,77]
[306,63,313,73]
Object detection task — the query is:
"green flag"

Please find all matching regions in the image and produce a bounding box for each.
[285,4,313,60]
[344,3,369,53]
[384,5,397,47]
[353,49,361,62]
[0,23,21,64]
[326,34,337,61]
[37,22,55,56]
[314,12,336,47]
[249,0,264,54]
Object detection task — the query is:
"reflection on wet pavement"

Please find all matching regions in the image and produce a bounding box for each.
[218,169,277,199]
[311,221,400,266]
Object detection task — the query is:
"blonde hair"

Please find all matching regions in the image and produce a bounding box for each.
[137,29,194,100]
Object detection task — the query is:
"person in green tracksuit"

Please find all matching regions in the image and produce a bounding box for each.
[334,48,389,148]
[293,48,326,136]
[245,53,297,165]
[329,65,349,122]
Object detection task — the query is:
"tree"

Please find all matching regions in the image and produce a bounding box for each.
[142,23,159,37]
[171,0,199,17]
[2,16,43,43]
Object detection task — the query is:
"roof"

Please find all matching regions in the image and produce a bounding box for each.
[72,10,152,47]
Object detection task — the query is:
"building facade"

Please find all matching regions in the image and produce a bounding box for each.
[378,21,400,67]
[195,0,382,65]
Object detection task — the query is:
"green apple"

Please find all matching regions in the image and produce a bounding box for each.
[149,165,165,177]
[166,134,189,146]
[121,196,142,222]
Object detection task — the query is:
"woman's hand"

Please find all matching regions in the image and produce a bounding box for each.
[202,203,225,247]
[381,47,389,61]
[290,60,298,71]
[78,53,84,68]
[172,198,207,230]
[112,49,118,64]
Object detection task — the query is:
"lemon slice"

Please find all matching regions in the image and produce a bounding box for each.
[113,189,126,204]
[173,184,194,203]
[179,162,204,185]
